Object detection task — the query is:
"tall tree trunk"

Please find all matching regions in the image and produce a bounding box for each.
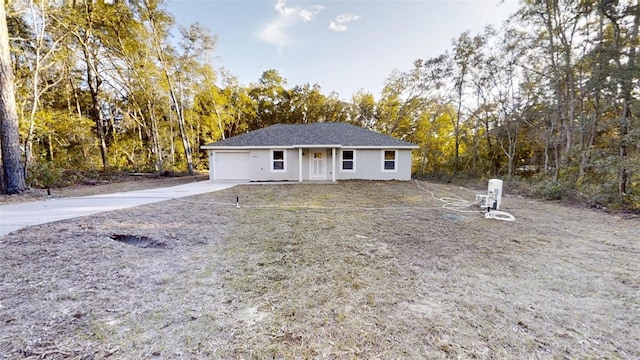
[168,112,175,166]
[174,79,194,174]
[453,71,465,176]
[86,58,109,170]
[579,14,605,182]
[147,100,163,172]
[48,132,54,162]
[213,98,224,140]
[453,110,461,176]
[617,2,639,195]
[0,0,27,194]
[23,0,44,181]
[604,0,639,195]
[540,0,578,171]
[171,77,193,175]
[148,11,194,175]
[74,2,109,170]
[84,55,108,169]
[203,71,225,140]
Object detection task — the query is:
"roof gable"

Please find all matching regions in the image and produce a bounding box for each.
[203,123,418,148]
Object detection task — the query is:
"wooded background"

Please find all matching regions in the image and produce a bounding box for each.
[0,0,638,210]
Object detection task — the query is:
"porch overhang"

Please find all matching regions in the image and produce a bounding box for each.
[296,146,339,182]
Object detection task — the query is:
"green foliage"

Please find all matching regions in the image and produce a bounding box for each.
[532,180,574,201]
[27,163,88,188]
[4,0,638,212]
[27,161,63,188]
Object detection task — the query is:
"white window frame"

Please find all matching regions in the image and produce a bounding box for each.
[271,149,286,172]
[340,149,356,172]
[381,149,398,172]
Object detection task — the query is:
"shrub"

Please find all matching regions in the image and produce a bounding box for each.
[27,162,63,188]
[532,180,573,201]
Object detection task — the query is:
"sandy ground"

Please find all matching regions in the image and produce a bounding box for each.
[0,180,638,359]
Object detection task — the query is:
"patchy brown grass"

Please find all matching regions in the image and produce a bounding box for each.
[1,180,638,359]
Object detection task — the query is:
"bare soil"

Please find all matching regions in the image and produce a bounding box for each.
[0,180,638,359]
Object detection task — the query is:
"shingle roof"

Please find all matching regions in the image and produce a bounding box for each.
[202,122,418,148]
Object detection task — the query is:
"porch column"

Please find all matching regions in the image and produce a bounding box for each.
[331,148,336,182]
[211,151,217,181]
[298,147,303,182]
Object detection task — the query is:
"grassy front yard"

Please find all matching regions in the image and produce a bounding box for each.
[1,181,638,359]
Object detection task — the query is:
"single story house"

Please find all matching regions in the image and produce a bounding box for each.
[201,122,419,182]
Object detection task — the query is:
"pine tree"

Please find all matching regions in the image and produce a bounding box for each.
[0,0,27,194]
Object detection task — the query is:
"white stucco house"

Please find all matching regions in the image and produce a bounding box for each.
[201,122,419,182]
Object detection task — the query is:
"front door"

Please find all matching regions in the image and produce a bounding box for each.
[311,151,325,179]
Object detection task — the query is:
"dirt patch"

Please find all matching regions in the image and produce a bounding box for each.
[109,234,167,249]
[0,180,638,358]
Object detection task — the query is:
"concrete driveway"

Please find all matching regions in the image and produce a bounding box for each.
[0,181,238,237]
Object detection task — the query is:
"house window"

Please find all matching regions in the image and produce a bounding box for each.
[341,150,355,171]
[272,150,286,171]
[382,150,397,171]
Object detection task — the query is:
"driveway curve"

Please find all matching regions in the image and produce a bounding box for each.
[0,181,238,237]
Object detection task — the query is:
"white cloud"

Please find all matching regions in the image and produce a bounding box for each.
[329,13,360,32]
[258,0,324,50]
[329,21,348,32]
[336,14,360,23]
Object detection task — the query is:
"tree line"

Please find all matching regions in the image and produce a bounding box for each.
[0,0,638,210]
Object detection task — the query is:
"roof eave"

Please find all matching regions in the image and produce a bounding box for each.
[200,145,297,150]
[347,145,420,149]
[201,144,420,150]
[292,144,342,148]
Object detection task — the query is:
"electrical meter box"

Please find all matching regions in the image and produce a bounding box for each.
[488,179,503,210]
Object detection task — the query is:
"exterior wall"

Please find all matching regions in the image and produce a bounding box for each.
[395,150,414,181]
[249,149,300,181]
[208,148,414,181]
[335,149,413,181]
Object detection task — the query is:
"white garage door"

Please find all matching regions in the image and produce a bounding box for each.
[215,152,251,180]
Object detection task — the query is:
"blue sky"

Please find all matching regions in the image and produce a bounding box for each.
[166,0,520,100]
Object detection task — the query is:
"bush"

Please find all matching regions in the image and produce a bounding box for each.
[620,193,640,211]
[532,180,573,201]
[27,162,64,188]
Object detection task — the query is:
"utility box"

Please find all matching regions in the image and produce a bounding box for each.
[488,179,503,210]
